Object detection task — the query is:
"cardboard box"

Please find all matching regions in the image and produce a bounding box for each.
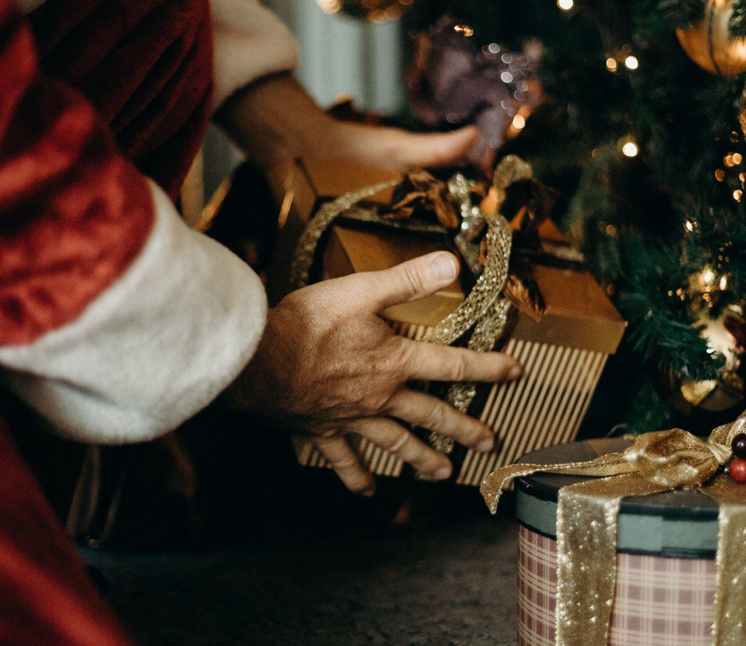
[279,159,626,485]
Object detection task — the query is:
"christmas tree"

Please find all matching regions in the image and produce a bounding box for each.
[401,0,746,433]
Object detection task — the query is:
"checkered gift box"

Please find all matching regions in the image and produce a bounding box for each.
[518,526,717,646]
[514,438,721,646]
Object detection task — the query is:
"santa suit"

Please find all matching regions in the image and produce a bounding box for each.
[0,0,295,642]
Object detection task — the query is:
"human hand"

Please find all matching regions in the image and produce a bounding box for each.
[326,120,485,174]
[225,252,522,495]
[215,76,488,204]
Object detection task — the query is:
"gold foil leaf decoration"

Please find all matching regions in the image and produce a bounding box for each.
[502,274,545,322]
[389,170,461,229]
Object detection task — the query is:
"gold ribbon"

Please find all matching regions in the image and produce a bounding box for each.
[480,416,746,646]
[289,157,535,456]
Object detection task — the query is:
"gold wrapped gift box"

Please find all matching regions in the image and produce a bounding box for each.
[277,158,626,486]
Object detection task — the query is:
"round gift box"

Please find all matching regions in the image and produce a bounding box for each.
[515,438,720,646]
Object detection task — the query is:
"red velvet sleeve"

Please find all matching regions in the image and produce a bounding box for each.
[0,0,154,347]
[0,414,136,646]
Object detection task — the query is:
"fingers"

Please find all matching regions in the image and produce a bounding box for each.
[404,342,522,383]
[351,251,460,312]
[388,389,495,453]
[354,418,452,480]
[383,125,480,170]
[313,436,375,496]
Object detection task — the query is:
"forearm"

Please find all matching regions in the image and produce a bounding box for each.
[214,74,337,173]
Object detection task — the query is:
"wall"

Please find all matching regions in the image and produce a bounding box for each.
[203,0,405,198]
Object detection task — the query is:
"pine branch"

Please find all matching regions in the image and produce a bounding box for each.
[657,0,705,30]
[730,0,746,39]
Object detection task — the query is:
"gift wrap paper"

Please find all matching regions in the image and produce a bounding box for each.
[518,525,717,646]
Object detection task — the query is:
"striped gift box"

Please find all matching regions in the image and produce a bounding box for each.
[295,319,610,486]
[282,159,625,486]
[515,439,721,645]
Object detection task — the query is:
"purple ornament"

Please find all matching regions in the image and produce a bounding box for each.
[408,16,543,170]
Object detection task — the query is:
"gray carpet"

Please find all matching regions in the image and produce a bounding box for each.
[84,514,519,646]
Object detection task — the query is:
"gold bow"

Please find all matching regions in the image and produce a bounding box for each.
[480,416,746,646]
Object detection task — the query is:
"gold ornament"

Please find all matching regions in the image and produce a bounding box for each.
[676,0,746,76]
[315,0,414,22]
[655,302,746,433]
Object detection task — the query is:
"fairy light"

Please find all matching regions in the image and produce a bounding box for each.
[734,189,743,202]
[622,140,639,157]
[624,55,639,70]
[317,0,341,13]
[703,267,716,284]
[720,275,729,290]
[716,169,726,181]
[557,0,574,10]
[606,58,618,72]
[734,153,743,165]
[454,24,474,36]
[512,114,526,130]
[685,220,695,232]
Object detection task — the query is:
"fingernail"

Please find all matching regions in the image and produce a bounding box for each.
[361,487,376,498]
[508,365,523,380]
[431,254,458,282]
[432,466,452,480]
[476,437,494,452]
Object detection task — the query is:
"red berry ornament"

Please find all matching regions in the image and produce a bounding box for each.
[729,458,746,483]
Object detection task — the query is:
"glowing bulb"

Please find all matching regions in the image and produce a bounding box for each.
[557,0,574,10]
[624,56,639,70]
[720,275,729,290]
[454,24,474,37]
[734,153,743,165]
[512,114,526,130]
[703,268,716,284]
[316,0,341,14]
[606,58,618,72]
[716,169,726,181]
[734,189,743,202]
[685,220,694,232]
[622,141,639,157]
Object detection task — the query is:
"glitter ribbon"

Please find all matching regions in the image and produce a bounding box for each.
[290,157,535,456]
[480,416,746,646]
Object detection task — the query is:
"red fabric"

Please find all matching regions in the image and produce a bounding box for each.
[0,1,156,346]
[0,414,135,646]
[27,0,214,200]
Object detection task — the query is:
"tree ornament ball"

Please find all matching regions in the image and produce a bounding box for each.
[729,457,746,482]
[654,304,746,433]
[676,0,746,77]
[316,0,414,22]
[732,433,746,459]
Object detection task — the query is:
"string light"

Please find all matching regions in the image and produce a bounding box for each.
[716,169,726,181]
[685,220,695,232]
[557,0,574,10]
[620,137,639,157]
[454,24,474,37]
[624,55,639,70]
[606,58,618,72]
[512,114,526,130]
[734,189,743,202]
[317,0,341,13]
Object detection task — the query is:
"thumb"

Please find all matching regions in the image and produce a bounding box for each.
[357,252,460,312]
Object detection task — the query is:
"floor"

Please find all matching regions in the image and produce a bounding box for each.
[84,504,519,646]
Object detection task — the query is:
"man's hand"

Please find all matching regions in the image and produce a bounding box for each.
[214,75,486,199]
[226,252,521,496]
